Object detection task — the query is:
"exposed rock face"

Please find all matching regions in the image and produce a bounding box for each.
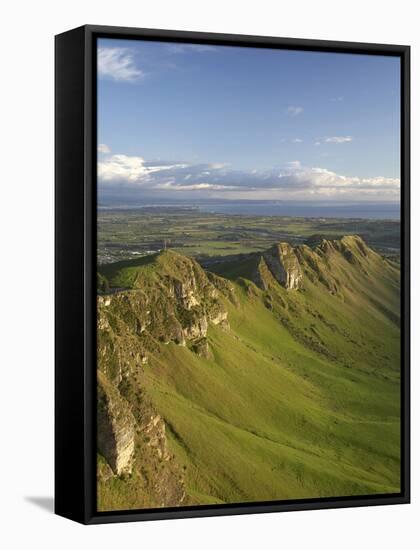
[191,337,213,359]
[97,251,233,377]
[253,256,279,291]
[183,314,208,339]
[207,304,229,328]
[262,243,303,290]
[97,371,135,476]
[173,278,200,309]
[143,414,172,461]
[249,236,383,295]
[97,370,187,508]
[206,271,239,306]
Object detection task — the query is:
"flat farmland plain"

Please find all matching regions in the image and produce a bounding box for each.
[98,207,400,265]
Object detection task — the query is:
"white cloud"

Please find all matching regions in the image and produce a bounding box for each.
[98,48,144,82]
[324,136,353,144]
[314,141,321,146]
[156,182,234,191]
[98,154,189,185]
[292,138,303,143]
[98,152,399,201]
[98,154,148,182]
[287,106,304,116]
[98,143,111,154]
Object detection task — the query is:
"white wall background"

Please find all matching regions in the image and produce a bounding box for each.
[0,0,417,548]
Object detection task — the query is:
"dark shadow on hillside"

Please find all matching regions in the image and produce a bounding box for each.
[25,496,54,514]
[100,251,160,273]
[200,251,259,281]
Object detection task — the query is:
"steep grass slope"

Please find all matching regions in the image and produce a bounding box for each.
[97,236,400,510]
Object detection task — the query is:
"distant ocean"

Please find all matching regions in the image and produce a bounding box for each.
[99,200,400,220]
[196,201,400,220]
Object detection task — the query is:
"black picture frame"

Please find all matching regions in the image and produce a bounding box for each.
[55,24,410,525]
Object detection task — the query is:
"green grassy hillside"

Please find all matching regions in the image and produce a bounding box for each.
[96,236,400,511]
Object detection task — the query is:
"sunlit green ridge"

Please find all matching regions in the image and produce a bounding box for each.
[96,236,400,511]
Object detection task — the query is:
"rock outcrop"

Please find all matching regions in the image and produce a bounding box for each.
[206,271,239,306]
[191,337,213,359]
[261,243,303,290]
[267,243,303,290]
[249,235,384,295]
[97,371,135,476]
[97,251,233,380]
[97,366,187,508]
[143,414,172,461]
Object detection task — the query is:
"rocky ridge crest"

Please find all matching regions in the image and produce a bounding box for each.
[252,235,382,294]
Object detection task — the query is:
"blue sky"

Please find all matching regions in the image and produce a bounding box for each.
[97,38,401,202]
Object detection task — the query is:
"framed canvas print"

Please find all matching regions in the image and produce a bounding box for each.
[55,25,410,524]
